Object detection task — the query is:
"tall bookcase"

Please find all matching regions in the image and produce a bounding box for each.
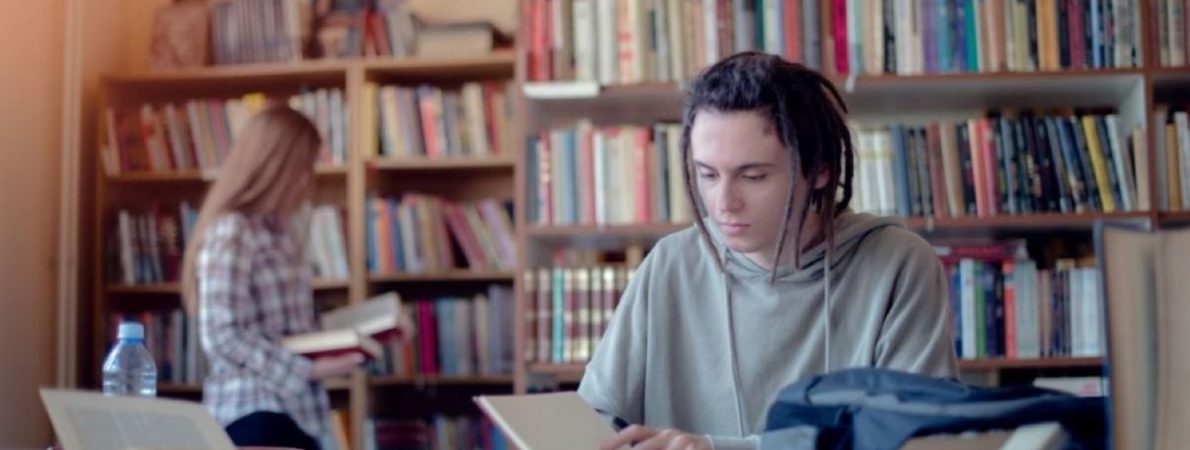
[92,54,520,450]
[508,0,1190,393]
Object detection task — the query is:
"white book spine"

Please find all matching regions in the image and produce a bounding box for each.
[594,131,608,225]
[598,0,619,84]
[1176,112,1190,210]
[960,259,978,359]
[667,0,686,82]
[1105,115,1135,211]
[574,0,598,81]
[703,0,718,67]
[667,125,690,223]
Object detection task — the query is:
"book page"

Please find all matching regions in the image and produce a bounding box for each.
[474,392,625,450]
[1099,227,1157,450]
[1157,229,1190,450]
[40,389,235,450]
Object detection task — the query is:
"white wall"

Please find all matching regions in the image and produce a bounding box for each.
[0,0,65,445]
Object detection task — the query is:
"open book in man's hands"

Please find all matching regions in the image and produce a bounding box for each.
[282,291,412,360]
[474,392,628,450]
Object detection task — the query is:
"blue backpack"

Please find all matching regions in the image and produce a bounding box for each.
[761,368,1107,450]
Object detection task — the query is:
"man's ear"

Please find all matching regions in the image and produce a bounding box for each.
[812,167,830,190]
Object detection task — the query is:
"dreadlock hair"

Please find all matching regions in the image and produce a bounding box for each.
[680,51,855,283]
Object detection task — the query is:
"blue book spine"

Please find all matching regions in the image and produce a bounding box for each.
[526,138,539,224]
[389,198,405,272]
[951,265,963,357]
[965,0,978,71]
[890,125,912,216]
[366,200,377,273]
[938,0,952,72]
[553,269,565,363]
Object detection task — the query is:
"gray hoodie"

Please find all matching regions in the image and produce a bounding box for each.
[577,212,958,450]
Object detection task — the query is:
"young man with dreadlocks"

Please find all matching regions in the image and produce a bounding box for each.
[577,52,958,450]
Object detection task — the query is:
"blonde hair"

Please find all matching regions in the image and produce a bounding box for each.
[181,105,322,312]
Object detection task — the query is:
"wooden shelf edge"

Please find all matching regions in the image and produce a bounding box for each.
[106,52,517,83]
[524,223,690,237]
[958,357,1104,370]
[158,383,203,394]
[905,211,1153,230]
[369,157,516,170]
[108,279,346,294]
[370,374,514,386]
[529,358,1102,376]
[106,165,346,183]
[368,271,516,283]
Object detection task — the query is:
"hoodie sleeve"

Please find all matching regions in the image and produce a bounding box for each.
[577,254,652,427]
[874,240,960,378]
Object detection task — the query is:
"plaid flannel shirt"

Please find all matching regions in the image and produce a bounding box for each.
[197,213,330,442]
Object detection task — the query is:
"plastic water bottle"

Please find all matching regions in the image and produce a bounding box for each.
[102,322,157,397]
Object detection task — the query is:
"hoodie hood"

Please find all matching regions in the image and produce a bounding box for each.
[711,211,906,283]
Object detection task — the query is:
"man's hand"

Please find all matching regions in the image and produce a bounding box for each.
[601,424,712,450]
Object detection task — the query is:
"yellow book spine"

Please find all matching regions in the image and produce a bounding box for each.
[1082,116,1115,212]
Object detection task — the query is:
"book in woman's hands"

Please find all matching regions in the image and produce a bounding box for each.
[282,292,411,360]
[320,291,413,341]
[473,392,628,450]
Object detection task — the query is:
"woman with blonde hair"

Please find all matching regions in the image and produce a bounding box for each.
[181,105,360,450]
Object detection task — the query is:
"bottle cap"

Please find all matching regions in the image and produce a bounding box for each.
[117,322,144,340]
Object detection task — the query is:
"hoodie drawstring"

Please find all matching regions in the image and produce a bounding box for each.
[722,264,749,436]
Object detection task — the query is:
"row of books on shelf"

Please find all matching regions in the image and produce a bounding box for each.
[362,81,517,160]
[103,88,350,175]
[523,266,633,364]
[830,0,1141,75]
[525,0,1140,85]
[107,203,347,286]
[1155,0,1190,67]
[107,311,206,385]
[937,241,1104,360]
[366,415,509,450]
[850,113,1147,218]
[525,0,822,84]
[107,204,197,285]
[372,286,516,377]
[1154,104,1190,211]
[526,123,694,226]
[367,194,516,274]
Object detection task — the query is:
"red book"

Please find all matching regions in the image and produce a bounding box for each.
[981,120,1000,216]
[482,82,502,155]
[417,302,439,375]
[580,126,596,225]
[927,124,950,219]
[1068,0,1085,69]
[1003,260,1018,359]
[968,119,988,216]
[417,88,441,158]
[832,0,848,74]
[634,128,651,223]
[443,203,489,270]
[784,0,802,63]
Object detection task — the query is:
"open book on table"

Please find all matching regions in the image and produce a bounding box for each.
[41,388,235,450]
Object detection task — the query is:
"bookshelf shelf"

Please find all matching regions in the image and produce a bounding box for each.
[906,212,1153,232]
[1160,211,1190,224]
[957,357,1104,371]
[363,51,517,78]
[369,157,516,171]
[106,279,348,295]
[368,271,516,283]
[528,359,1103,380]
[370,374,515,387]
[323,378,352,391]
[106,165,347,184]
[158,383,203,395]
[524,223,690,248]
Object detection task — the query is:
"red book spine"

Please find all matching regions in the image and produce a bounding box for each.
[634,128,651,223]
[418,302,439,375]
[981,120,1000,216]
[784,0,802,62]
[1069,0,1085,69]
[1003,260,1018,359]
[418,89,440,158]
[832,0,848,74]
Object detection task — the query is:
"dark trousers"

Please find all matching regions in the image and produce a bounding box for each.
[225,411,320,450]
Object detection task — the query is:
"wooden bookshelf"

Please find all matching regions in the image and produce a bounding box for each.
[368,271,516,283]
[906,212,1154,232]
[370,374,515,387]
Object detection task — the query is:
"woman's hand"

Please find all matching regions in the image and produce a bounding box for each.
[601,425,712,450]
[308,353,365,380]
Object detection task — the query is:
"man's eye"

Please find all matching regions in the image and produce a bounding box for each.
[698,172,717,180]
[742,174,767,182]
